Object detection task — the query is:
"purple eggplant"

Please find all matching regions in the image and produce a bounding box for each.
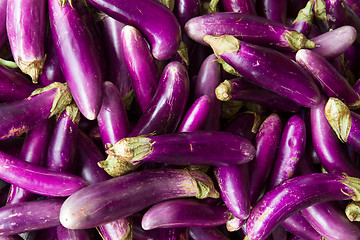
[0,198,64,236]
[121,25,159,113]
[204,34,322,108]
[174,0,201,30]
[291,0,314,37]
[215,78,301,112]
[99,131,255,176]
[178,95,211,132]
[155,228,189,240]
[6,0,46,82]
[185,12,315,51]
[0,0,6,50]
[49,0,103,120]
[221,0,256,14]
[97,81,130,150]
[245,173,360,240]
[141,199,230,230]
[128,61,189,137]
[59,169,219,229]
[56,225,91,240]
[87,0,181,60]
[188,227,230,240]
[0,82,72,141]
[256,0,287,24]
[225,111,261,142]
[98,219,133,240]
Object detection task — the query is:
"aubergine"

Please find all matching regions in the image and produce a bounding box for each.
[0,0,6,49]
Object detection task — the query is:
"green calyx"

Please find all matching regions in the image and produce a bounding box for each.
[203,35,240,59]
[215,80,233,101]
[342,174,360,202]
[217,59,241,77]
[284,30,315,51]
[188,170,220,199]
[345,201,360,221]
[177,41,189,68]
[314,0,327,22]
[293,0,315,25]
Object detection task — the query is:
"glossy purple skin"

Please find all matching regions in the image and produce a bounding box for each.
[185,12,308,51]
[249,114,282,203]
[0,0,6,49]
[0,198,64,236]
[48,0,103,120]
[0,65,37,102]
[310,25,357,60]
[121,25,158,113]
[293,21,312,37]
[269,115,306,189]
[347,111,360,152]
[60,169,217,229]
[178,95,211,132]
[6,0,46,81]
[245,173,359,240]
[188,227,230,240]
[98,217,133,240]
[87,0,181,60]
[142,199,229,230]
[129,61,189,137]
[97,81,130,150]
[214,165,250,220]
[225,111,259,142]
[310,97,360,177]
[174,0,201,29]
[100,16,131,97]
[0,150,87,197]
[56,225,91,240]
[6,119,52,205]
[221,0,256,14]
[325,0,346,29]
[256,0,287,24]
[220,77,301,112]
[219,41,322,108]
[131,131,255,166]
[193,54,221,130]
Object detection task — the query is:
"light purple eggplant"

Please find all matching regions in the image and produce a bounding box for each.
[311,97,360,177]
[0,198,64,236]
[174,0,201,29]
[48,0,103,120]
[0,82,72,141]
[99,131,255,176]
[128,61,189,137]
[6,0,46,82]
[141,199,230,230]
[97,81,130,150]
[6,119,52,205]
[225,111,261,142]
[245,173,360,240]
[256,0,287,24]
[204,35,322,108]
[178,95,211,132]
[56,225,91,240]
[185,12,315,51]
[0,65,37,102]
[215,78,301,112]
[0,0,6,50]
[249,114,282,203]
[121,25,159,113]
[221,0,256,14]
[87,0,181,60]
[188,227,230,240]
[98,219,133,240]
[59,168,219,229]
[269,115,306,189]
[291,0,314,37]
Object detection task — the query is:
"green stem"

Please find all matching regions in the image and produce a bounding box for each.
[0,58,18,69]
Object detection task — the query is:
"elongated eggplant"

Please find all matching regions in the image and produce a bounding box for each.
[0,198,64,236]
[291,0,314,37]
[0,82,72,141]
[99,131,255,176]
[87,0,181,60]
[6,0,46,82]
[204,35,322,108]
[245,173,360,240]
[189,227,230,240]
[60,169,219,229]
[174,0,201,30]
[129,61,189,137]
[48,0,103,120]
[256,0,287,24]
[121,25,158,113]
[185,12,315,51]
[221,0,256,14]
[0,0,6,50]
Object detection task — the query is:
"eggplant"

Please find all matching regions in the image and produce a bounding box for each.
[185,12,315,51]
[188,227,230,240]
[0,82,72,141]
[121,25,159,113]
[0,0,6,50]
[154,228,189,240]
[291,0,314,37]
[221,0,256,14]
[97,219,133,240]
[56,225,91,240]
[256,0,287,24]
[174,0,201,30]
[245,173,360,240]
[6,0,46,82]
[225,111,261,142]
[48,0,103,120]
[59,168,219,229]
[87,0,181,60]
[141,199,230,230]
[99,131,255,176]
[204,35,322,108]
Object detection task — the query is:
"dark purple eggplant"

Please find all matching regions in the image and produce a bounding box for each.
[99,131,255,176]
[121,25,159,113]
[188,227,230,240]
[291,0,314,36]
[6,0,46,82]
[204,35,322,108]
[225,111,261,142]
[221,0,256,14]
[256,0,287,24]
[128,61,189,137]
[0,198,64,236]
[48,0,103,120]
[87,0,181,60]
[0,82,72,141]
[59,169,219,229]
[174,0,201,30]
[245,173,360,240]
[0,0,6,50]
[185,12,315,51]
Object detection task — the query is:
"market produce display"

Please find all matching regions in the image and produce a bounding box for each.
[1,0,360,239]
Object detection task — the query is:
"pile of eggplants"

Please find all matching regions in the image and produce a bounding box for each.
[2,0,360,239]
